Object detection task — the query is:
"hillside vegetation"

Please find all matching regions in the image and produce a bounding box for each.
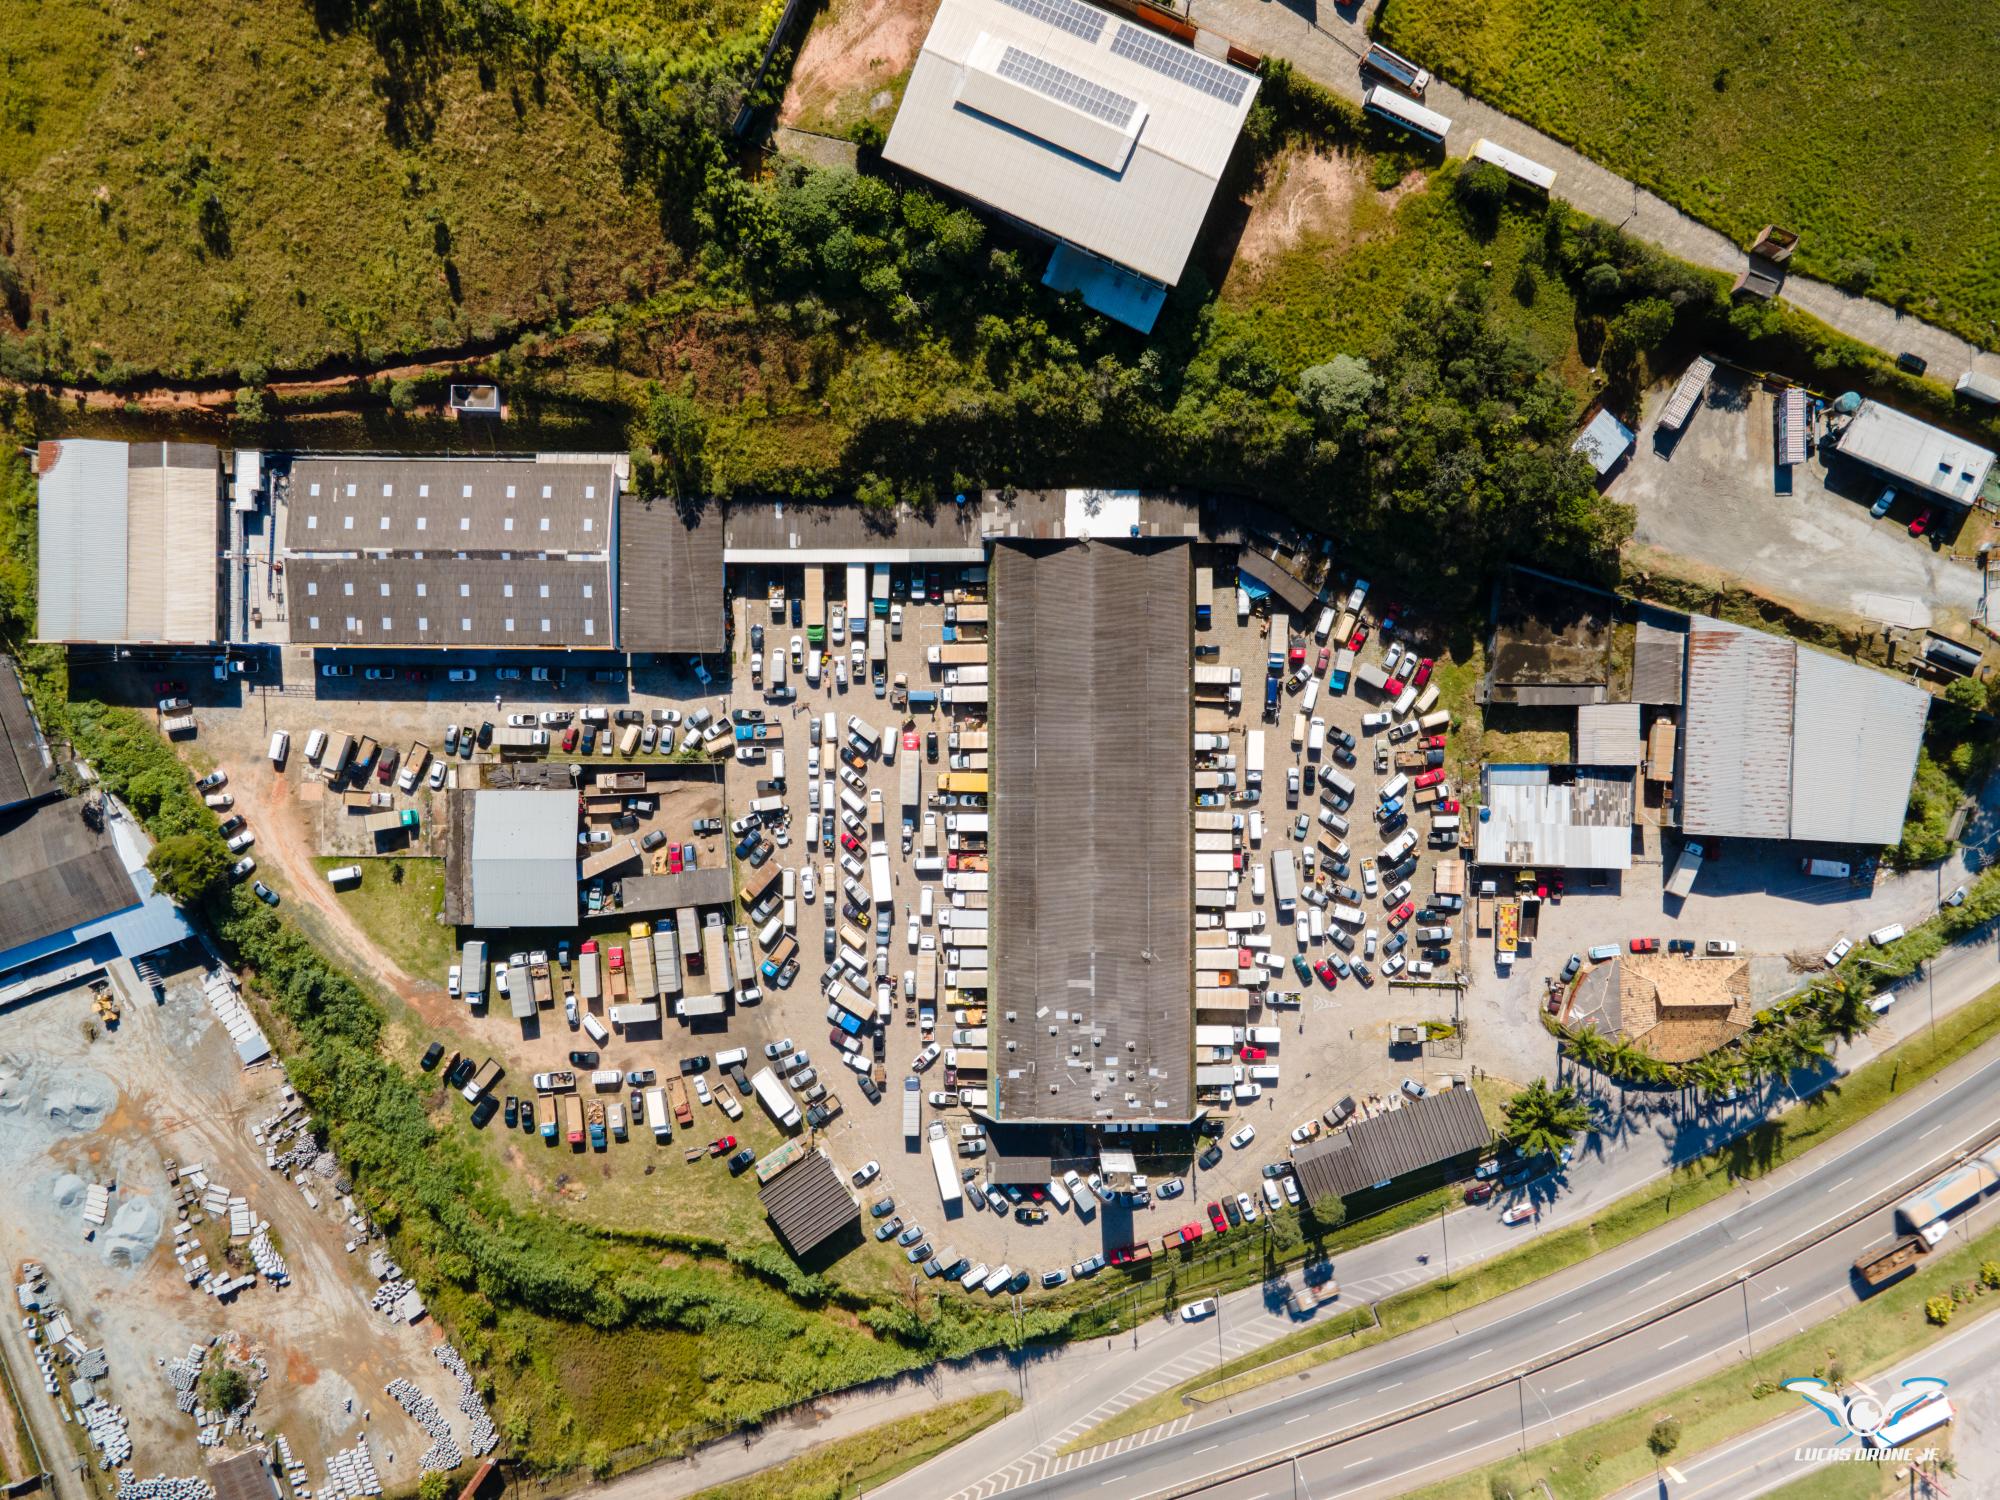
[1374,0,2000,349]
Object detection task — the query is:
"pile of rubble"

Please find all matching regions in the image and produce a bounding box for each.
[115,1474,215,1500]
[384,1378,461,1473]
[260,1095,381,1255]
[434,1345,498,1457]
[18,1262,127,1466]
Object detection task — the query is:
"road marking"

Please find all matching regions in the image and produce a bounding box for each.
[1193,1444,1218,1456]
[1448,1419,1479,1434]
[1640,1272,1669,1288]
[1557,1310,1585,1324]
[1286,1412,1315,1426]
[1921,1124,1945,1139]
[1659,1334,1689,1349]
[1551,1379,1585,1395]
[1380,1381,1403,1391]
[1345,1458,1370,1470]
[1826,1176,1855,1193]
[1098,1476,1126,1488]
[1760,1285,1790,1302]
[1467,1347,1493,1360]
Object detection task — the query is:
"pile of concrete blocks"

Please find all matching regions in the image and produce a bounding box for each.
[384,1378,461,1473]
[115,1474,215,1500]
[319,1435,383,1500]
[249,1228,290,1286]
[433,1345,497,1458]
[78,1395,134,1466]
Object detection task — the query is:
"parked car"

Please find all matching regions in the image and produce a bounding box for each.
[1179,1297,1218,1322]
[1228,1123,1256,1149]
[252,881,279,906]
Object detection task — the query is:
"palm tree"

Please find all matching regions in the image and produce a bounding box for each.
[1784,1013,1833,1071]
[1606,1037,1659,1086]
[1501,1078,1593,1157]
[1565,1024,1615,1076]
[1815,983,1879,1043]
[1686,1052,1744,1106]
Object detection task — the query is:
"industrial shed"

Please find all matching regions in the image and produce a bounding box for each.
[1474,765,1634,870]
[1575,703,1642,767]
[618,494,727,654]
[280,455,619,648]
[1677,618,1929,846]
[882,0,1258,332]
[0,661,58,815]
[992,540,1194,1126]
[36,439,222,645]
[462,791,579,929]
[758,1149,859,1255]
[1291,1089,1491,1207]
[1834,401,1995,508]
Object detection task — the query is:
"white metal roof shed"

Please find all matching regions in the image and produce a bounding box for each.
[1473,766,1633,870]
[1788,646,1931,845]
[469,790,580,929]
[1835,401,1995,507]
[883,0,1258,293]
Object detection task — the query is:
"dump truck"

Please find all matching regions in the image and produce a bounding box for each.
[1853,1235,1929,1287]
[562,1093,585,1146]
[669,1076,694,1127]
[587,1100,607,1150]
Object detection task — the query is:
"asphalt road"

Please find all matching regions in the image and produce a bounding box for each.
[1000,1047,2000,1500]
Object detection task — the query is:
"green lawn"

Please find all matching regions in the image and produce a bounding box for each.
[1374,0,2000,349]
[1397,1219,2000,1499]
[310,856,454,981]
[684,1390,1021,1500]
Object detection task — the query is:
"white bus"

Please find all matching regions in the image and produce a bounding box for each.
[1471,138,1556,194]
[1364,86,1451,145]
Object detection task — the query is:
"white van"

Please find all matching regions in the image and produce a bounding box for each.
[771,749,786,784]
[823,710,837,746]
[1869,923,1906,947]
[716,1046,749,1069]
[1250,811,1264,844]
[1245,1025,1281,1045]
[1291,711,1307,748]
[1432,814,1460,834]
[1418,710,1451,733]
[1302,679,1320,714]
[1379,773,1409,802]
[920,887,935,921]
[1308,718,1327,756]
[1045,1178,1073,1211]
[782,868,797,899]
[618,724,641,756]
[756,915,783,949]
[1315,606,1335,643]
[268,730,290,767]
[839,787,867,820]
[581,1011,610,1044]
[1323,769,1357,802]
[326,864,362,885]
[1331,903,1365,926]
[304,728,328,764]
[1249,1064,1281,1086]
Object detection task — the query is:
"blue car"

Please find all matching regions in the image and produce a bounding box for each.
[735,830,760,857]
[1871,488,1896,518]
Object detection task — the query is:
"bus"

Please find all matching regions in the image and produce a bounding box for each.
[1471,139,1555,195]
[1364,86,1450,145]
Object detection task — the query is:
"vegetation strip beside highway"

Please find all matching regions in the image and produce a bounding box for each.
[680,1390,1019,1500]
[1068,968,2000,1451]
[1393,1221,2000,1500]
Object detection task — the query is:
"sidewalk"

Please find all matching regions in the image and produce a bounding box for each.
[1190,0,2000,375]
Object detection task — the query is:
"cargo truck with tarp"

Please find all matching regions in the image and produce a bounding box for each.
[654,923,681,997]
[628,924,658,1002]
[460,940,487,1004]
[577,940,601,1008]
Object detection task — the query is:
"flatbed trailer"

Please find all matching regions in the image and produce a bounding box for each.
[1853,1235,1928,1287]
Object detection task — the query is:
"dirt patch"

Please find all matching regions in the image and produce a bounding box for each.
[1233,147,1372,268]
[285,1346,321,1386]
[779,0,933,134]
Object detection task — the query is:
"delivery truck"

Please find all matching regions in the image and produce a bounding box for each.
[751,1066,802,1130]
[562,1094,585,1146]
[643,1086,671,1141]
[928,1121,962,1209]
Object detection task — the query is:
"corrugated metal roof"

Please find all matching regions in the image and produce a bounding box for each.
[759,1149,858,1253]
[1631,619,1686,705]
[1789,647,1931,844]
[1291,1089,1490,1205]
[1572,409,1634,476]
[0,797,140,960]
[1472,767,1634,869]
[1836,401,1995,506]
[287,557,612,647]
[36,439,221,644]
[0,661,59,814]
[1239,547,1319,613]
[723,497,985,561]
[993,541,1193,1125]
[616,867,735,916]
[618,495,726,653]
[1575,703,1642,766]
[882,0,1257,287]
[1678,623,1795,840]
[287,455,616,554]
[468,790,579,928]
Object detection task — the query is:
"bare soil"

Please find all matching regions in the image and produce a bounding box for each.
[779,0,934,135]
[1231,147,1375,271]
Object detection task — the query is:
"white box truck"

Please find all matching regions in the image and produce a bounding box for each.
[929,1121,962,1209]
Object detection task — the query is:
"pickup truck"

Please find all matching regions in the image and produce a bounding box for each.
[1162,1224,1203,1251]
[1108,1242,1153,1267]
[1852,1235,1928,1287]
[587,1100,607,1150]
[715,1082,743,1120]
[531,1069,576,1093]
[669,1076,694,1126]
[805,1094,843,1129]
[396,741,431,793]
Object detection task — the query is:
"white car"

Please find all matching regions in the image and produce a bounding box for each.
[428,759,448,790]
[448,668,478,683]
[447,965,461,998]
[1361,711,1392,732]
[1180,1297,1218,1322]
[1384,881,1411,906]
[1291,1119,1321,1144]
[507,713,536,727]
[853,1159,880,1186]
[1824,936,1853,968]
[693,1076,711,1104]
[1229,1124,1257,1149]
[764,1037,795,1058]
[1237,1191,1259,1222]
[928,1090,958,1107]
[914,1043,941,1070]
[1282,1175,1300,1206]
[230,856,256,880]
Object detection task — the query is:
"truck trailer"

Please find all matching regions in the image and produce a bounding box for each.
[750,1066,802,1130]
[928,1122,962,1209]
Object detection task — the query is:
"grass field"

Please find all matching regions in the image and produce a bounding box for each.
[1374,0,2000,349]
[1069,974,2000,1449]
[685,1390,1021,1500]
[0,0,684,378]
[1397,1217,2000,1499]
[310,856,453,980]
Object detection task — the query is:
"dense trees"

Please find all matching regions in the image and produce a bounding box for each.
[147,832,230,904]
[1500,1078,1593,1155]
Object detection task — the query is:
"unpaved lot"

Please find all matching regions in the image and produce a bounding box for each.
[0,955,471,1488]
[778,0,933,135]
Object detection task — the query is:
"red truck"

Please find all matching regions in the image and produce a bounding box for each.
[1109,1242,1154,1268]
[1162,1223,1205,1251]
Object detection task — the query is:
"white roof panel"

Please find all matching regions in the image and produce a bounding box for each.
[470,790,580,928]
[883,0,1258,287]
[1836,401,1995,506]
[1788,647,1931,844]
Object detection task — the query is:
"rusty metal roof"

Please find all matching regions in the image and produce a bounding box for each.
[1678,622,1795,840]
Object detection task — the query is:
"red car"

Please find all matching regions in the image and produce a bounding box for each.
[562,726,579,753]
[1910,508,1937,537]
[707,1136,737,1156]
[1438,798,1461,815]
[1422,734,1447,750]
[1464,1181,1495,1204]
[1348,625,1369,651]
[1316,646,1332,676]
[840,832,863,853]
[1179,1221,1205,1243]
[1109,1244,1145,1265]
[667,846,684,873]
[1630,936,1658,953]
[1314,958,1339,987]
[1413,768,1447,789]
[1240,1045,1268,1062]
[1412,657,1434,688]
[1207,1201,1229,1234]
[1389,901,1415,928]
[152,678,188,698]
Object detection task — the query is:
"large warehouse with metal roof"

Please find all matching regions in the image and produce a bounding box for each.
[1676,618,1930,846]
[991,539,1194,1127]
[882,0,1258,332]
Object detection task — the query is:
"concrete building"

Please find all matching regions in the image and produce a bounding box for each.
[36,439,223,645]
[883,0,1258,332]
[1676,618,1929,846]
[1834,401,1995,509]
[261,454,620,650]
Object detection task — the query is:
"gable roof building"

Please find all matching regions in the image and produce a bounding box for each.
[466,791,579,928]
[1834,401,1995,508]
[883,0,1258,332]
[1290,1089,1490,1207]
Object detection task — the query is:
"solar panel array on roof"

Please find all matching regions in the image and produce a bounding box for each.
[997,46,1140,127]
[1110,23,1250,105]
[998,0,1105,41]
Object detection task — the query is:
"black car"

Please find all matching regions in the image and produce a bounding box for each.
[614,708,644,725]
[580,725,597,753]
[446,1057,475,1089]
[926,731,939,762]
[253,881,280,906]
[470,1096,499,1128]
[1331,727,1356,750]
[503,1096,518,1127]
[477,720,494,747]
[748,841,774,868]
[859,1074,882,1104]
[750,624,765,651]
[1333,746,1357,768]
[1668,938,1696,954]
[641,829,667,852]
[1198,1143,1224,1171]
[728,1147,756,1175]
[679,1054,710,1074]
[1896,351,1928,375]
[1222,1197,1242,1227]
[1008,1272,1030,1295]
[420,1041,445,1071]
[731,708,766,725]
[569,1050,599,1067]
[219,814,246,837]
[521,1099,535,1132]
